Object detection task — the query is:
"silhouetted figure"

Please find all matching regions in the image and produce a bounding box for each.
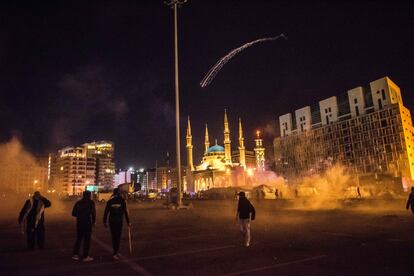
[357,187,362,199]
[406,187,414,215]
[72,191,96,262]
[275,189,279,199]
[18,191,51,249]
[103,188,130,260]
[236,192,255,247]
[295,189,299,198]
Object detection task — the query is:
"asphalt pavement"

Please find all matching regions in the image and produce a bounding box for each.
[1,198,413,275]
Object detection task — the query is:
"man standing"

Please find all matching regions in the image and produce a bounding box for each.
[406,187,414,215]
[236,192,255,247]
[103,188,130,260]
[72,190,96,262]
[18,191,51,249]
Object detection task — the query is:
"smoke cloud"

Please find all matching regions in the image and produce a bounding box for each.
[52,65,129,147]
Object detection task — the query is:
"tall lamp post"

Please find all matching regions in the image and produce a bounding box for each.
[165,0,187,206]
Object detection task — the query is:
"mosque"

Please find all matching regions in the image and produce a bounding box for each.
[185,110,266,192]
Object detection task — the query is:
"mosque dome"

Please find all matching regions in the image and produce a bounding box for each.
[207,144,225,153]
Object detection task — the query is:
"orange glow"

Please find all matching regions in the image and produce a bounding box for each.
[247,168,254,176]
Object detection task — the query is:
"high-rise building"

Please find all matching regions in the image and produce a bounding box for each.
[143,168,157,191]
[50,141,115,195]
[51,146,87,195]
[274,77,414,189]
[82,141,115,191]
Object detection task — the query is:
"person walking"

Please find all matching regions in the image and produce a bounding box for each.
[236,192,255,247]
[103,188,130,260]
[18,191,51,249]
[72,190,96,262]
[406,187,414,215]
[357,186,362,199]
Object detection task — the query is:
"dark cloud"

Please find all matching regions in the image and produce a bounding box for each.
[51,64,128,147]
[0,1,413,169]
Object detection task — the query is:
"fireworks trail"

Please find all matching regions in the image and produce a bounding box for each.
[200,34,287,88]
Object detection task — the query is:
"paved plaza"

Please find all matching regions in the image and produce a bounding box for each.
[1,198,414,275]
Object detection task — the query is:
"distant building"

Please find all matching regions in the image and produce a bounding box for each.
[0,155,48,194]
[274,77,414,189]
[185,110,267,193]
[141,166,185,192]
[114,168,143,187]
[50,141,115,195]
[83,141,115,190]
[114,170,132,186]
[142,168,157,191]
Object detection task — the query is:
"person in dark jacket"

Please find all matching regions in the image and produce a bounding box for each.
[236,191,255,247]
[406,187,414,215]
[103,188,130,260]
[72,190,96,262]
[18,191,51,249]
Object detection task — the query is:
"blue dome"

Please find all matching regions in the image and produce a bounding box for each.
[207,144,224,153]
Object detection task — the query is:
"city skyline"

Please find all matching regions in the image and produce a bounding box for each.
[1,1,414,169]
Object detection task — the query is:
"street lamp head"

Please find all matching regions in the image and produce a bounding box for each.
[164,0,188,8]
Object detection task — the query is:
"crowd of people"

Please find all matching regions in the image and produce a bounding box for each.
[17,187,414,261]
[18,188,130,262]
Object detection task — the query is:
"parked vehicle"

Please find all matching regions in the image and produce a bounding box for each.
[97,192,113,203]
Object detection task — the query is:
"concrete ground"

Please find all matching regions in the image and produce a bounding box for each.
[1,197,414,275]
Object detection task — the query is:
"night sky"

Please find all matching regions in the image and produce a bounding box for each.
[1,0,413,169]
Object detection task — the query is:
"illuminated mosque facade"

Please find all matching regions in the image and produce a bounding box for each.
[185,110,266,192]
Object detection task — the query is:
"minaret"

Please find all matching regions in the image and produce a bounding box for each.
[186,116,194,171]
[224,109,232,165]
[204,124,210,154]
[238,118,246,168]
[254,130,265,171]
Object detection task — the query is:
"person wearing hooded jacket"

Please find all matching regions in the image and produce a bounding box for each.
[72,190,96,262]
[18,191,51,249]
[236,191,255,247]
[103,188,130,260]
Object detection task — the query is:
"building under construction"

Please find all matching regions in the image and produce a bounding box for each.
[274,77,414,190]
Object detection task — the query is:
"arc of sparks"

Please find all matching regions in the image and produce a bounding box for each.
[200,34,287,88]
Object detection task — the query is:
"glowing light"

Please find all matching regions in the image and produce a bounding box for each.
[129,167,134,171]
[60,166,64,171]
[247,168,254,176]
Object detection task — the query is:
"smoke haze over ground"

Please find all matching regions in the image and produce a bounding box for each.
[0,137,43,191]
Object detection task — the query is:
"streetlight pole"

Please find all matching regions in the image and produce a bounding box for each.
[165,0,187,206]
